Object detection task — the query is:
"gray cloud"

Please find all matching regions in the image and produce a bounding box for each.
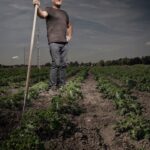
[0,0,150,65]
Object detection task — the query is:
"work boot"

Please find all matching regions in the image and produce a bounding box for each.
[48,85,58,96]
[51,85,58,91]
[48,83,57,90]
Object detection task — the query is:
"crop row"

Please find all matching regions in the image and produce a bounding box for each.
[0,66,81,107]
[0,82,49,110]
[92,65,150,92]
[0,66,81,87]
[92,69,150,141]
[1,67,89,150]
[0,67,48,86]
[0,67,80,110]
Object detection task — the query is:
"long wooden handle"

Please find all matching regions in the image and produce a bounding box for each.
[23,5,38,113]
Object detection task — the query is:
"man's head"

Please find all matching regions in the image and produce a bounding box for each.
[52,0,63,8]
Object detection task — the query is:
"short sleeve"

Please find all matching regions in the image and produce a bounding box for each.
[65,12,70,27]
[45,7,50,17]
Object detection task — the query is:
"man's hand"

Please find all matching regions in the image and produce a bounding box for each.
[32,0,48,18]
[66,23,73,42]
[66,36,71,42]
[33,0,40,7]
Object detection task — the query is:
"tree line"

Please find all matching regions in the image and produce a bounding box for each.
[98,56,150,66]
[67,56,150,66]
[0,56,150,67]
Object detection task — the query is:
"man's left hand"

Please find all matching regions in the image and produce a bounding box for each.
[66,36,71,42]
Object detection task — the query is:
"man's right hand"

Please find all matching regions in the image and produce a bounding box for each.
[33,0,40,7]
[33,0,48,18]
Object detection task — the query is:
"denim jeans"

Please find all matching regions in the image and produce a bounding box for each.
[49,42,68,87]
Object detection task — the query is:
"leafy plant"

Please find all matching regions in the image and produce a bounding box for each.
[1,67,88,149]
[115,116,150,140]
[92,67,150,141]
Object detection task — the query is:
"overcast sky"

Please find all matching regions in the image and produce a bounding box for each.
[0,0,150,65]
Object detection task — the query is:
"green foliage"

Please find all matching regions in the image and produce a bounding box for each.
[1,67,89,150]
[92,67,150,141]
[66,66,81,77]
[126,79,137,89]
[0,82,49,110]
[0,67,49,87]
[51,95,64,112]
[0,91,24,109]
[1,128,40,150]
[114,98,142,116]
[1,98,68,149]
[28,82,49,100]
[115,116,150,140]
[0,66,83,87]
[60,80,83,101]
[75,66,89,81]
[96,77,142,116]
[0,66,87,110]
[92,65,150,92]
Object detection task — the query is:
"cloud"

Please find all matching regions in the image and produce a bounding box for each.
[12,56,19,59]
[145,41,150,46]
[0,0,150,65]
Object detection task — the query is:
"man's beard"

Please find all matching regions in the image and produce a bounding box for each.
[56,4,61,8]
[54,3,61,8]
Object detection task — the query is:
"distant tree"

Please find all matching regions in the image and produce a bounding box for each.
[142,56,150,64]
[111,60,119,65]
[92,63,95,66]
[86,62,92,66]
[44,62,51,66]
[121,57,130,65]
[98,60,105,66]
[80,62,84,66]
[68,61,74,66]
[105,60,112,66]
[74,61,79,66]
[132,57,142,64]
[97,56,150,66]
[68,61,79,67]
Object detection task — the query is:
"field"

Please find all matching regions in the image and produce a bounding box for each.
[0,65,150,150]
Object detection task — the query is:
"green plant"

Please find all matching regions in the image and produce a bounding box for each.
[115,116,150,140]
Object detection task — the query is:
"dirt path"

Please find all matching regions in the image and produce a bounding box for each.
[46,74,140,150]
[31,90,57,110]
[55,74,150,150]
[69,74,118,150]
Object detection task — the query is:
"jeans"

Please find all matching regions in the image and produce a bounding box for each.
[49,42,68,87]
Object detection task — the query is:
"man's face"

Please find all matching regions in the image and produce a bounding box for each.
[52,0,63,7]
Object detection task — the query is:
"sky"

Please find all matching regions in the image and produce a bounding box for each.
[0,0,150,65]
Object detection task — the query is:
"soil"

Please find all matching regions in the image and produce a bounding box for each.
[108,77,150,121]
[31,90,57,110]
[132,90,150,120]
[1,74,150,149]
[0,109,21,141]
[43,74,150,150]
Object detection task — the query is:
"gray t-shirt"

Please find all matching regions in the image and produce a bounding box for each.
[45,7,69,44]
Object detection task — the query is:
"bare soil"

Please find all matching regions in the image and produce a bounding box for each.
[44,74,150,150]
[31,90,57,110]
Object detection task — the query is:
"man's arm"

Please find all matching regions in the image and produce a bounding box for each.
[33,0,48,18]
[66,23,73,42]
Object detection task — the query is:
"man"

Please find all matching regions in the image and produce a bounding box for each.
[33,0,72,90]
